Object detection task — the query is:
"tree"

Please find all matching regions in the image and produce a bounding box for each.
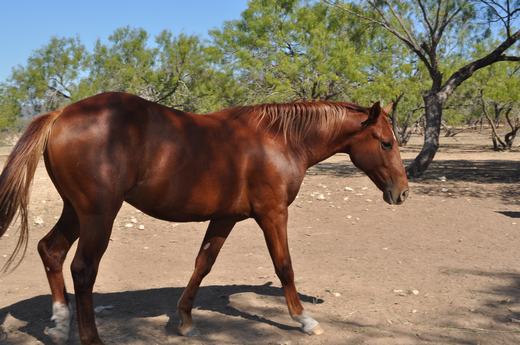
[471,56,520,149]
[81,27,155,98]
[347,28,428,145]
[9,36,88,114]
[0,84,22,129]
[211,0,373,104]
[328,0,520,177]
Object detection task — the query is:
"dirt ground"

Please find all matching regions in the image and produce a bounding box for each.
[0,131,519,345]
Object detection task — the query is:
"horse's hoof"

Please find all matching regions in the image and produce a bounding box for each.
[44,326,69,345]
[178,323,199,337]
[306,323,324,335]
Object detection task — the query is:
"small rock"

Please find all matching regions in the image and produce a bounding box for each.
[343,196,349,201]
[130,217,138,223]
[365,199,372,202]
[441,188,449,193]
[138,224,145,230]
[344,187,354,191]
[34,216,44,225]
[316,194,326,200]
[124,223,134,228]
[333,292,341,297]
[361,187,368,190]
[346,215,352,219]
[439,176,447,181]
[94,305,114,313]
[411,289,419,295]
[393,289,407,296]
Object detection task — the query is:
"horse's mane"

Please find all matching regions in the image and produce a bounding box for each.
[232,101,369,142]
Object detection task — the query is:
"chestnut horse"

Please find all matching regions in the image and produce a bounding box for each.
[0,92,408,344]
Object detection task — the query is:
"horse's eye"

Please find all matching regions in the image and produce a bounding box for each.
[381,141,392,151]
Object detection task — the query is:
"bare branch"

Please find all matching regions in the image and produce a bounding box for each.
[436,3,465,43]
[432,0,442,33]
[380,0,422,49]
[47,85,71,99]
[417,0,435,36]
[441,29,520,98]
[497,55,520,61]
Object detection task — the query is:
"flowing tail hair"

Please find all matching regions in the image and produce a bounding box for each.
[0,110,61,273]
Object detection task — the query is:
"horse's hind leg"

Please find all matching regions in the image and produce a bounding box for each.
[71,201,121,345]
[177,219,236,336]
[37,200,79,344]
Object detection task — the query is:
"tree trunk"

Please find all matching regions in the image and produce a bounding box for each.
[390,92,404,145]
[504,108,519,149]
[406,92,443,178]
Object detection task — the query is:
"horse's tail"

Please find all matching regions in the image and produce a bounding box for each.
[0,110,61,272]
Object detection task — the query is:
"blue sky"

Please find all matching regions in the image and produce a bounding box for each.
[0,1,249,81]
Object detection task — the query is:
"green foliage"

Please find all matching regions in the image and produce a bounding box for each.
[10,36,88,113]
[0,84,22,129]
[210,0,370,103]
[0,0,517,134]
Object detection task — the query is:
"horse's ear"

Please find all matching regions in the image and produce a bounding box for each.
[362,101,381,127]
[383,102,393,115]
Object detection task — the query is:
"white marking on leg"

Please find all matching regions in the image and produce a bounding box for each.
[203,243,210,250]
[44,302,70,345]
[292,311,320,334]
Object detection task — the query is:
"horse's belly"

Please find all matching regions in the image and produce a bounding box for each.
[125,181,251,222]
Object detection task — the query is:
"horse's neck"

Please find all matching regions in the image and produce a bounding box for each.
[291,127,353,169]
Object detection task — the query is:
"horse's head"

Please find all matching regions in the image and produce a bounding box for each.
[346,102,409,205]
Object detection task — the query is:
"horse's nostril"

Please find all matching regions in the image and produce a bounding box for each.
[399,189,409,202]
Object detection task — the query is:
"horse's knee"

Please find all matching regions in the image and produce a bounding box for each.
[71,258,97,291]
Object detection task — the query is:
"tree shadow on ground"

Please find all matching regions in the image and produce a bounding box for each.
[329,268,520,344]
[310,158,520,205]
[0,283,324,345]
[440,268,520,327]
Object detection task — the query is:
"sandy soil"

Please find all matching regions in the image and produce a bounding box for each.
[0,131,519,345]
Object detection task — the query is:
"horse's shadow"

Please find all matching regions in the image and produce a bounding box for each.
[0,282,324,344]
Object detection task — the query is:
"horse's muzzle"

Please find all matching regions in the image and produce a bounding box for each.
[383,188,409,205]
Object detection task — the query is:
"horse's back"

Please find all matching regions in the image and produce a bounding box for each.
[44,92,281,220]
[45,92,181,211]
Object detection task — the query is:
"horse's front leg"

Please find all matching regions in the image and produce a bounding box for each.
[255,207,323,335]
[177,219,236,336]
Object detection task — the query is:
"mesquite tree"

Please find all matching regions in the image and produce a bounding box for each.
[328,0,520,177]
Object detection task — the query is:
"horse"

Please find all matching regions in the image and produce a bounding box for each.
[0,92,408,345]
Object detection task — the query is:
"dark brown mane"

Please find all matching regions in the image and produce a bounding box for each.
[236,101,369,142]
